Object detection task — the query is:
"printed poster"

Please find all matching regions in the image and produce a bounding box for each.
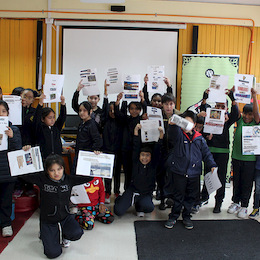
[43,74,65,103]
[203,107,225,135]
[147,65,165,94]
[123,74,141,101]
[204,168,222,195]
[76,151,114,179]
[147,106,165,133]
[242,126,260,155]
[106,67,123,94]
[3,95,22,125]
[234,74,254,104]
[0,116,8,151]
[80,68,100,96]
[8,146,43,176]
[207,75,229,103]
[140,120,160,143]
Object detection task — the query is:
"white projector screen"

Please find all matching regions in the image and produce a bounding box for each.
[63,28,178,114]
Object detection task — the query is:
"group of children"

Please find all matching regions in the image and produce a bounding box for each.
[0,76,259,258]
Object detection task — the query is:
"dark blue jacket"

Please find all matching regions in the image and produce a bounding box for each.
[166,125,216,178]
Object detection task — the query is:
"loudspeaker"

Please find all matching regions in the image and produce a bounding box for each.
[192,26,199,54]
[111,5,125,12]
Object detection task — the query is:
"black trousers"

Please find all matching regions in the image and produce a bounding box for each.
[114,188,154,216]
[201,153,229,204]
[121,151,132,190]
[169,173,200,221]
[40,214,83,259]
[0,182,15,228]
[105,152,122,195]
[232,159,255,207]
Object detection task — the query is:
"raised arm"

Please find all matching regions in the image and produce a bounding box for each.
[55,95,67,131]
[72,80,84,114]
[252,88,260,124]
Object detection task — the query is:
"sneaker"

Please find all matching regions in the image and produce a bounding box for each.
[155,190,161,201]
[200,199,209,206]
[227,203,241,214]
[249,208,259,219]
[159,202,166,210]
[164,219,176,229]
[237,207,248,219]
[165,198,174,208]
[105,193,110,204]
[13,189,23,198]
[2,226,13,237]
[136,212,145,217]
[191,205,200,214]
[61,239,71,248]
[183,218,193,230]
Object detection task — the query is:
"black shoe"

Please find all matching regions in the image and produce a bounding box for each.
[200,199,209,206]
[183,218,193,230]
[164,219,176,229]
[213,203,222,213]
[165,198,174,208]
[159,202,166,210]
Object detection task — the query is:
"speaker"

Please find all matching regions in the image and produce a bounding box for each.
[192,26,199,54]
[111,5,125,12]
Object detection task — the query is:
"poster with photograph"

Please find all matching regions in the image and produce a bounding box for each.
[43,74,65,103]
[203,107,225,135]
[76,151,114,179]
[234,74,254,104]
[70,184,91,204]
[8,146,43,176]
[3,95,22,125]
[146,106,164,133]
[123,74,141,101]
[207,75,229,103]
[147,65,165,94]
[242,126,260,155]
[80,68,100,96]
[140,120,161,143]
[204,168,221,195]
[106,67,123,94]
[0,116,8,151]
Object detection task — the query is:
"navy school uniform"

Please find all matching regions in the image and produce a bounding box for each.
[114,135,162,216]
[33,104,66,160]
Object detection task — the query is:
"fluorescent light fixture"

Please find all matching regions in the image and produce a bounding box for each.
[80,0,125,3]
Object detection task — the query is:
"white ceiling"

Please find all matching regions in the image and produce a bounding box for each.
[165,0,260,6]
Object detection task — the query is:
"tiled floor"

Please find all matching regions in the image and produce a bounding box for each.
[1,184,259,260]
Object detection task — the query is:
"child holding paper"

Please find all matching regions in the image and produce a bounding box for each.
[19,154,93,258]
[33,94,66,160]
[228,88,259,218]
[114,91,147,190]
[165,110,216,230]
[0,100,22,237]
[114,124,163,217]
[74,177,114,230]
[102,81,126,202]
[72,80,103,133]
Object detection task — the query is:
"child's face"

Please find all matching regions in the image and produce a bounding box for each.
[43,111,56,127]
[195,123,203,133]
[129,104,141,118]
[109,104,115,119]
[48,163,64,181]
[79,104,92,122]
[21,90,34,108]
[151,95,162,108]
[243,112,254,124]
[88,95,100,109]
[139,152,152,165]
[0,105,8,116]
[162,101,175,116]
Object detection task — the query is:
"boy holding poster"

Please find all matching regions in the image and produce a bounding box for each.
[200,89,239,213]
[228,88,259,219]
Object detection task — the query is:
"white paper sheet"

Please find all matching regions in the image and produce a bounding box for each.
[8,146,43,176]
[76,151,114,179]
[203,107,225,135]
[146,106,165,133]
[234,74,254,104]
[204,168,222,195]
[3,95,22,125]
[43,74,65,103]
[255,83,260,95]
[106,67,123,94]
[147,65,166,94]
[80,68,100,96]
[123,74,141,101]
[70,184,91,204]
[0,116,8,151]
[242,126,260,155]
[140,120,160,143]
[207,75,229,103]
[170,114,194,131]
